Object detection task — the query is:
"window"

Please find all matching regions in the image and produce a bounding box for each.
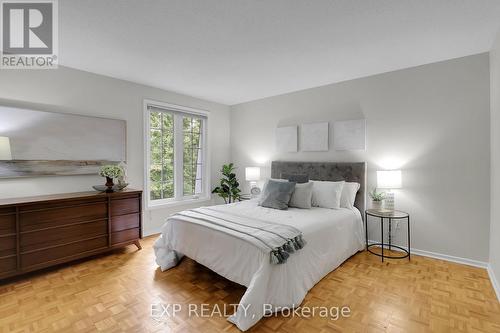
[183,117,204,196]
[149,111,174,200]
[145,101,209,207]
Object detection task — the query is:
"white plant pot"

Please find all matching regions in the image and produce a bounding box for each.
[371,200,383,210]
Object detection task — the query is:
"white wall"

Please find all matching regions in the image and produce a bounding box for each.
[490,32,500,295]
[230,54,490,262]
[0,66,231,236]
[0,54,493,264]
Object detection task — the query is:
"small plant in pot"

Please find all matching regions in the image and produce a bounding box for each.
[369,188,386,210]
[99,165,124,193]
[212,163,242,204]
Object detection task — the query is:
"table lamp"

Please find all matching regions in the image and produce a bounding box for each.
[0,137,12,160]
[377,170,402,211]
[245,167,261,196]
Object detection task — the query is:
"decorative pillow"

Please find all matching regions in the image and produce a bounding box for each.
[259,180,296,210]
[289,182,313,209]
[340,182,360,209]
[258,178,287,204]
[281,173,309,184]
[311,180,345,209]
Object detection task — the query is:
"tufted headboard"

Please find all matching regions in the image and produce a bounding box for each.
[271,161,367,216]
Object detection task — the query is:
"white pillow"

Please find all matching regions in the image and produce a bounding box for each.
[311,180,345,209]
[289,182,313,209]
[340,182,360,209]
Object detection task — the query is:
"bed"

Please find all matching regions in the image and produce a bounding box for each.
[154,161,366,331]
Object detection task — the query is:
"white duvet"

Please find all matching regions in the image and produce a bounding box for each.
[154,199,365,331]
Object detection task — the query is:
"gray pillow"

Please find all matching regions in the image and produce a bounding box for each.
[258,178,287,205]
[289,182,313,209]
[281,173,309,184]
[259,180,296,210]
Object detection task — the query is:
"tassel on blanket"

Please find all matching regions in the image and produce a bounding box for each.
[290,235,306,250]
[296,235,306,249]
[270,250,281,264]
[283,240,295,253]
[270,248,291,264]
[270,234,307,264]
[279,249,290,262]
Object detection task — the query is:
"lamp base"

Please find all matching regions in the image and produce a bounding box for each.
[383,192,395,211]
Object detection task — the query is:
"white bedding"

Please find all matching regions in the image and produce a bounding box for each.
[154,199,365,331]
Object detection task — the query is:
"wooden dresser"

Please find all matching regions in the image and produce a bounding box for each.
[0,189,142,280]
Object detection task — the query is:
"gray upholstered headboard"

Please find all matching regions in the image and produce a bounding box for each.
[271,161,367,216]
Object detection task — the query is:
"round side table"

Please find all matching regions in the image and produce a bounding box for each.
[365,209,410,262]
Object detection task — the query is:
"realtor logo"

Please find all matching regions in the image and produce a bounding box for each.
[1,0,58,69]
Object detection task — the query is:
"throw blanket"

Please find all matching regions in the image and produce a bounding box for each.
[171,207,306,264]
[154,199,365,331]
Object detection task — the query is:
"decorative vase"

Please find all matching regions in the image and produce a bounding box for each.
[105,177,114,193]
[371,200,383,210]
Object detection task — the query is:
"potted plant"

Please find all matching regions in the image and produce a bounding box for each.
[369,188,386,210]
[212,163,242,203]
[99,165,124,192]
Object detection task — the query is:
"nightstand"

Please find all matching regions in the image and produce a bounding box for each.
[365,209,410,262]
[239,194,252,201]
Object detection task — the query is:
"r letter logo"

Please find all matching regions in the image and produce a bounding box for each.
[1,0,58,69]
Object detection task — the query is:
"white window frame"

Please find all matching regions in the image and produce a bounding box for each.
[144,99,211,208]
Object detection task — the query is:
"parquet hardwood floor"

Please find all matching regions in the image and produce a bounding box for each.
[0,235,499,333]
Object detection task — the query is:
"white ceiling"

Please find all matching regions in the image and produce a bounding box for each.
[60,0,500,105]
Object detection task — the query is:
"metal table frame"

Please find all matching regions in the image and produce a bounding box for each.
[365,210,410,262]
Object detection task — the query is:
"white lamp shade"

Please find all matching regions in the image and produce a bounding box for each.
[245,167,261,181]
[0,137,12,160]
[377,170,402,189]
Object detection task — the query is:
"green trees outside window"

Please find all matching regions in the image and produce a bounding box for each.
[149,109,205,202]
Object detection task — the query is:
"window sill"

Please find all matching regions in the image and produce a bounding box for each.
[147,196,212,210]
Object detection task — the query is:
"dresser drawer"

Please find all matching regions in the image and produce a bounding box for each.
[0,206,15,215]
[20,220,107,253]
[0,190,142,279]
[21,236,108,268]
[0,256,16,274]
[19,197,106,212]
[0,214,16,235]
[110,197,140,216]
[20,202,107,232]
[0,236,16,258]
[110,213,140,232]
[111,228,139,245]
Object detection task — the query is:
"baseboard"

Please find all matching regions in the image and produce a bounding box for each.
[409,248,488,268]
[143,227,161,237]
[487,264,500,301]
[367,240,488,268]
